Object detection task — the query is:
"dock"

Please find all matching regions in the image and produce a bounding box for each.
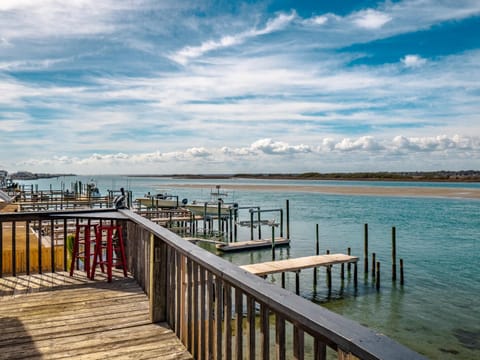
[216,237,290,252]
[0,271,192,359]
[240,253,358,276]
[240,254,359,294]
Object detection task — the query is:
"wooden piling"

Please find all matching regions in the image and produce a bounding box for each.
[326,250,331,291]
[295,271,300,295]
[376,262,380,291]
[347,247,351,272]
[364,223,368,274]
[272,226,276,260]
[400,258,404,285]
[250,211,254,240]
[354,262,358,288]
[313,224,319,286]
[392,226,397,281]
[371,252,376,277]
[286,200,290,240]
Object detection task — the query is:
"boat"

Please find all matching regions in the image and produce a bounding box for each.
[185,185,235,216]
[185,200,233,216]
[136,193,181,209]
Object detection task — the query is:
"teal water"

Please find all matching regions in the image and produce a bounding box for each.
[21,176,480,359]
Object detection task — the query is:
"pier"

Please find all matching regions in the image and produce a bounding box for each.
[216,237,290,252]
[240,254,358,276]
[241,254,358,294]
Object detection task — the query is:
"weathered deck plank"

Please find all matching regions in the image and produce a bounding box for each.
[0,272,192,359]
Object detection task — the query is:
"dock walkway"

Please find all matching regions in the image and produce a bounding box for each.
[216,237,290,252]
[240,253,358,275]
[0,271,192,360]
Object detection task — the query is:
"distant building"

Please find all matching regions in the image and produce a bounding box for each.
[0,170,7,186]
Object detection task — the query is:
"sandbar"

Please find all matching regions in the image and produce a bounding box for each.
[163,183,480,200]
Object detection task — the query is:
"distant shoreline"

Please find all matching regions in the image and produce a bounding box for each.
[163,183,480,200]
[129,171,480,182]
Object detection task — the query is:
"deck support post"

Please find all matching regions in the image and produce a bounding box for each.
[150,234,167,322]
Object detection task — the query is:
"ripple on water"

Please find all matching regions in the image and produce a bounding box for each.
[453,328,480,350]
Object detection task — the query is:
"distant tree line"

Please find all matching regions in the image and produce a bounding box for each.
[230,171,480,182]
[11,171,75,180]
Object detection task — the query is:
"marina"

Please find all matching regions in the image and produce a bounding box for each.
[1,175,479,359]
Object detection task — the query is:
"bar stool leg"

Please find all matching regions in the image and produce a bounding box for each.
[107,227,113,282]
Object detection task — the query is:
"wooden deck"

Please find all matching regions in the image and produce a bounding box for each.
[240,253,358,275]
[0,271,192,359]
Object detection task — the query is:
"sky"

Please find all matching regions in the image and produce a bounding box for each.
[0,0,479,175]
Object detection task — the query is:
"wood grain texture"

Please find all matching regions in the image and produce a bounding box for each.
[0,272,192,359]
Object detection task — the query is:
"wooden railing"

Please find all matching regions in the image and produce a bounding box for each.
[0,209,124,276]
[121,210,425,360]
[0,209,426,359]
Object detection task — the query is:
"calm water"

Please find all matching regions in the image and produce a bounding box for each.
[21,176,480,359]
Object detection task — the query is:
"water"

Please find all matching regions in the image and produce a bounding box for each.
[19,175,480,359]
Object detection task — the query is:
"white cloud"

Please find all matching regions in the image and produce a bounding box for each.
[304,15,329,26]
[250,139,311,155]
[185,147,211,158]
[352,9,392,29]
[170,11,296,65]
[11,135,480,174]
[0,0,123,40]
[334,136,383,152]
[401,55,427,68]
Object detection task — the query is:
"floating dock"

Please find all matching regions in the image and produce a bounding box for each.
[240,253,358,275]
[240,253,359,294]
[216,237,290,252]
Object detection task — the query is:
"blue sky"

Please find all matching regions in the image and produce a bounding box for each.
[1,0,479,174]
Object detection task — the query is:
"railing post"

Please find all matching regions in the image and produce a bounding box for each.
[149,234,167,322]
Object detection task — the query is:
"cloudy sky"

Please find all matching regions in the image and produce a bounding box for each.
[1,0,479,174]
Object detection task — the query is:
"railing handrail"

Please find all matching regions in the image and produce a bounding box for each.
[120,210,424,360]
[0,208,120,222]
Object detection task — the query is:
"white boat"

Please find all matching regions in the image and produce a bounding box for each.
[185,201,233,216]
[185,186,234,216]
[136,193,180,209]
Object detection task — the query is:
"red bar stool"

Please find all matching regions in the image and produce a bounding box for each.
[91,225,128,282]
[69,224,98,278]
